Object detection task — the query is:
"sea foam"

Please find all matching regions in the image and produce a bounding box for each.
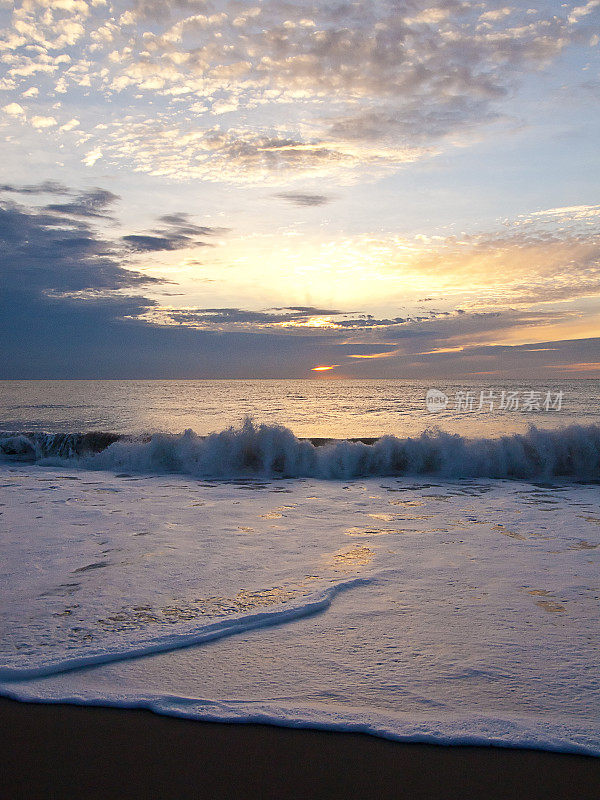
[0,577,371,682]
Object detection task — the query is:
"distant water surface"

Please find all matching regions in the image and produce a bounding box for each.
[1,379,597,439]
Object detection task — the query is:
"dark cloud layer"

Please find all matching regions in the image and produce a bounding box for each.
[0,192,330,378]
[0,202,156,295]
[0,188,341,378]
[44,188,120,219]
[165,307,347,326]
[1,186,599,378]
[123,213,225,252]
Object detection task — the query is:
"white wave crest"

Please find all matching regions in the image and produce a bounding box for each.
[1,418,599,480]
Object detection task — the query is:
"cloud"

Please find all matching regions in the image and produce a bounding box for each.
[348,350,400,360]
[30,115,57,128]
[1,183,599,379]
[88,122,402,184]
[122,234,195,252]
[123,212,225,251]
[273,306,341,314]
[2,1,596,181]
[152,306,456,334]
[83,149,103,167]
[275,192,333,207]
[334,206,600,310]
[0,191,338,379]
[0,199,159,298]
[530,204,600,220]
[158,306,347,328]
[2,102,25,116]
[0,180,70,195]
[44,187,120,218]
[0,188,283,378]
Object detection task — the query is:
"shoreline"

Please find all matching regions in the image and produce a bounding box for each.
[2,698,599,799]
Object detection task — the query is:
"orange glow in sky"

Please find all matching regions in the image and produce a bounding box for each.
[311,365,340,372]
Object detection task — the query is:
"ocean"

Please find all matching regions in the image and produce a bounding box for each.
[1,378,598,439]
[1,380,599,755]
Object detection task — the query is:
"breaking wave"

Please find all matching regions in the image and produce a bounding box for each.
[1,419,599,481]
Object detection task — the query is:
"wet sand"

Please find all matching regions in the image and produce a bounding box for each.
[1,698,599,799]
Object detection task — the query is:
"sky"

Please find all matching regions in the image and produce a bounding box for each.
[0,0,599,379]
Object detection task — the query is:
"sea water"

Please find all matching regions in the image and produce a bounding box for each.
[1,380,599,754]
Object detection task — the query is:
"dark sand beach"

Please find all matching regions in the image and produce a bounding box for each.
[1,698,599,799]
